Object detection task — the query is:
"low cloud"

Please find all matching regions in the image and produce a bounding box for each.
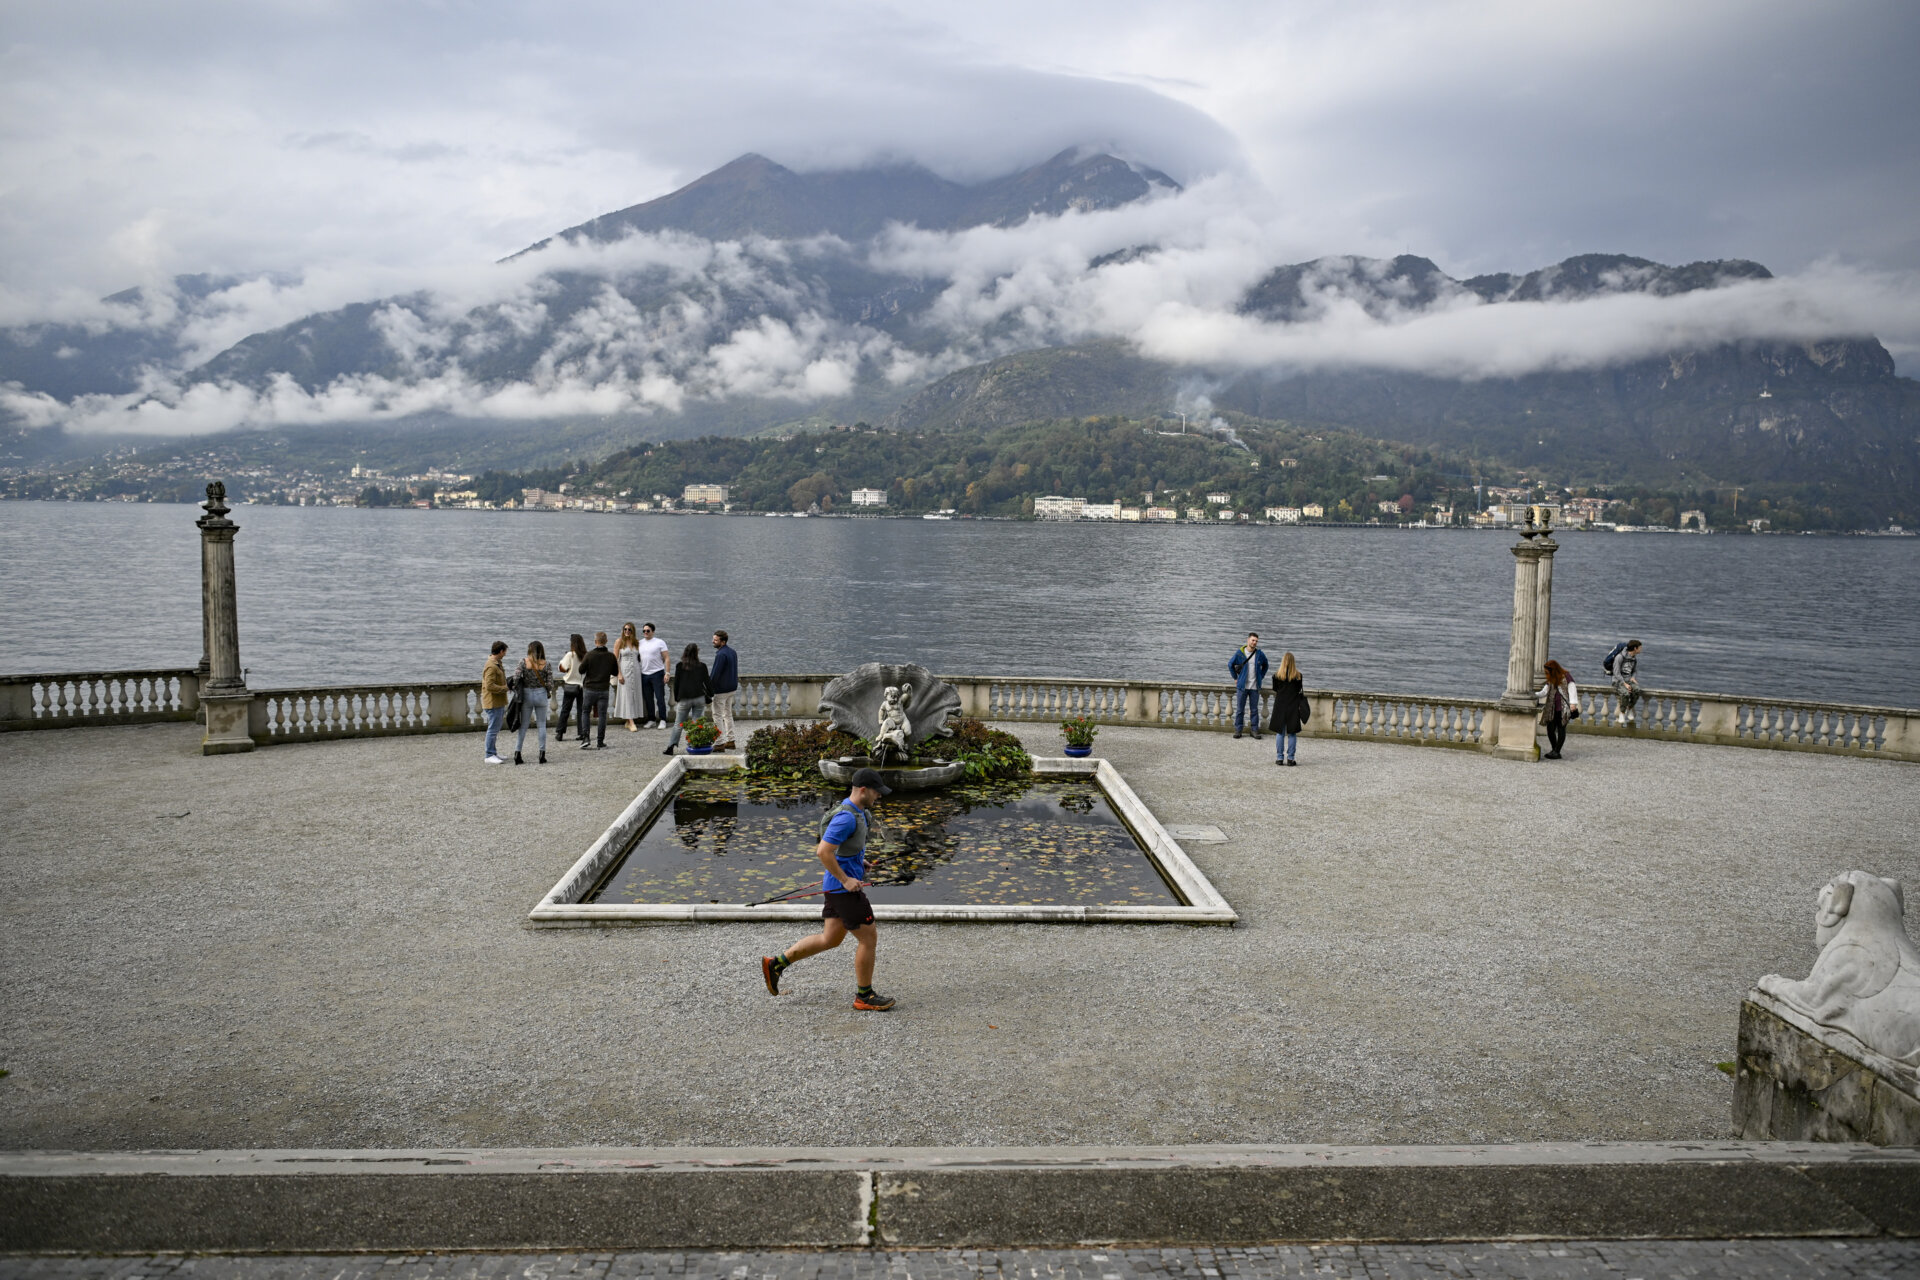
[6,179,1918,437]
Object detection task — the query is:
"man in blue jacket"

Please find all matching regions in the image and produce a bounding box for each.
[709,629,739,748]
[1230,632,1269,739]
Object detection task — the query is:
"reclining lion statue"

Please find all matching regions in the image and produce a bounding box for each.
[1757,870,1920,1063]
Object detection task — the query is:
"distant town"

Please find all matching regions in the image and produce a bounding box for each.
[3,415,1909,535]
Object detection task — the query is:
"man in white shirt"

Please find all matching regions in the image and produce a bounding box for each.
[637,622,670,728]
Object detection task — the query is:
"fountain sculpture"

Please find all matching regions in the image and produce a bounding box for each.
[816,662,967,790]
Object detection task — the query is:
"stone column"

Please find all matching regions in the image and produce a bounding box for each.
[1531,528,1558,687]
[196,482,255,755]
[1488,533,1545,761]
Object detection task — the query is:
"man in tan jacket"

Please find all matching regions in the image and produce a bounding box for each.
[481,640,510,763]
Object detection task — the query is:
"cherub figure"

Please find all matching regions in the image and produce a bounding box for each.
[873,685,913,765]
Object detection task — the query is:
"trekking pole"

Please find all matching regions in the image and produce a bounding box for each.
[746,872,913,908]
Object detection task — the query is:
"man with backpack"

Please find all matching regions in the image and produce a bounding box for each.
[760,768,897,1011]
[1603,639,1644,727]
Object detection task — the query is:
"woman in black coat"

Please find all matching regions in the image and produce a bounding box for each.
[1269,651,1309,766]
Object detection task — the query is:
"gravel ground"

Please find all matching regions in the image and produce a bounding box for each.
[5,1242,1919,1280]
[1,721,1915,1150]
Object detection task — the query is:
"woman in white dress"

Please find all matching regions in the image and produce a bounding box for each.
[613,621,644,729]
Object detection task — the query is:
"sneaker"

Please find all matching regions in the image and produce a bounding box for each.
[1251,733,1263,740]
[484,755,504,765]
[853,990,896,1012]
[1232,731,1243,739]
[1286,759,1298,766]
[580,740,593,750]
[761,956,782,996]
[1274,759,1284,767]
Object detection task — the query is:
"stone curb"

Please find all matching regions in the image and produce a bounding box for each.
[5,1144,1919,1253]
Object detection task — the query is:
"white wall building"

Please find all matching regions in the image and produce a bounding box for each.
[1302,503,1325,519]
[1081,501,1121,520]
[851,488,888,507]
[683,484,729,506]
[1034,495,1085,520]
[1206,492,1231,505]
[1144,507,1178,521]
[1265,507,1303,523]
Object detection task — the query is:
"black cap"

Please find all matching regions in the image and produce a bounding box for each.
[850,767,892,795]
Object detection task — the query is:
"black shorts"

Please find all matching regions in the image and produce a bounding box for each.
[822,890,875,928]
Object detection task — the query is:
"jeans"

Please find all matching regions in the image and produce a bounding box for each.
[1544,719,1567,755]
[1234,686,1261,733]
[555,685,582,738]
[1275,731,1297,762]
[710,689,736,744]
[641,670,667,724]
[516,689,549,755]
[582,688,611,745]
[665,698,707,749]
[483,706,506,758]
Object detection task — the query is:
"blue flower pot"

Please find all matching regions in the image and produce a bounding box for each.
[687,745,714,755]
[1063,744,1093,758]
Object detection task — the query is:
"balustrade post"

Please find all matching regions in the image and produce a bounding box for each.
[1488,526,1546,761]
[1696,697,1739,744]
[788,680,822,718]
[1123,682,1149,723]
[196,482,255,755]
[1881,713,1918,762]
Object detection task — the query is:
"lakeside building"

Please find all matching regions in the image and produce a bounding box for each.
[1120,507,1142,521]
[1185,507,1207,521]
[1302,503,1325,519]
[683,483,729,506]
[1082,501,1121,520]
[851,488,888,507]
[1206,492,1231,504]
[1565,497,1610,524]
[1034,495,1086,520]
[1681,509,1709,531]
[1266,507,1303,523]
[1378,500,1401,515]
[1218,509,1237,520]
[1144,506,1178,521]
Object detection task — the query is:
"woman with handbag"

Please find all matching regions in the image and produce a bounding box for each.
[1269,651,1310,767]
[1537,659,1580,759]
[513,640,554,765]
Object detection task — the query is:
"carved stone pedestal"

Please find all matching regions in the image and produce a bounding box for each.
[1487,702,1543,762]
[1734,991,1920,1145]
[199,692,256,755]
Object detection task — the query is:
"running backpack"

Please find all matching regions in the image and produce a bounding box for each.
[1602,641,1629,675]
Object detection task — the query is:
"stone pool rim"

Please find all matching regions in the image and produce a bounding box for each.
[527,754,1238,927]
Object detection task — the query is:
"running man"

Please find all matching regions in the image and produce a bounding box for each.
[761,767,896,1011]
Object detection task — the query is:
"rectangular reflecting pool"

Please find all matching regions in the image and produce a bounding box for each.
[585,774,1182,908]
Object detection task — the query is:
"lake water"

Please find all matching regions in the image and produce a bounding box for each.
[3,503,1916,706]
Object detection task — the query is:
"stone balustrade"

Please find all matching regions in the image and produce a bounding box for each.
[249,682,482,743]
[5,669,1915,761]
[0,669,200,730]
[1571,686,1914,757]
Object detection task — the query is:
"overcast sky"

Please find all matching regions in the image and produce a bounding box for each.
[4,0,1916,303]
[3,0,1919,436]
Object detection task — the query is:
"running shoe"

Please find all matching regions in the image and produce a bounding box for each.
[761,956,781,996]
[853,989,896,1011]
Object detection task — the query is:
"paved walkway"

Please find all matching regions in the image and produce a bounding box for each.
[1,721,1914,1149]
[4,1243,1918,1280]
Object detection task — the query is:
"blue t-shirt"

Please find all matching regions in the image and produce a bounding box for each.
[820,802,868,893]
